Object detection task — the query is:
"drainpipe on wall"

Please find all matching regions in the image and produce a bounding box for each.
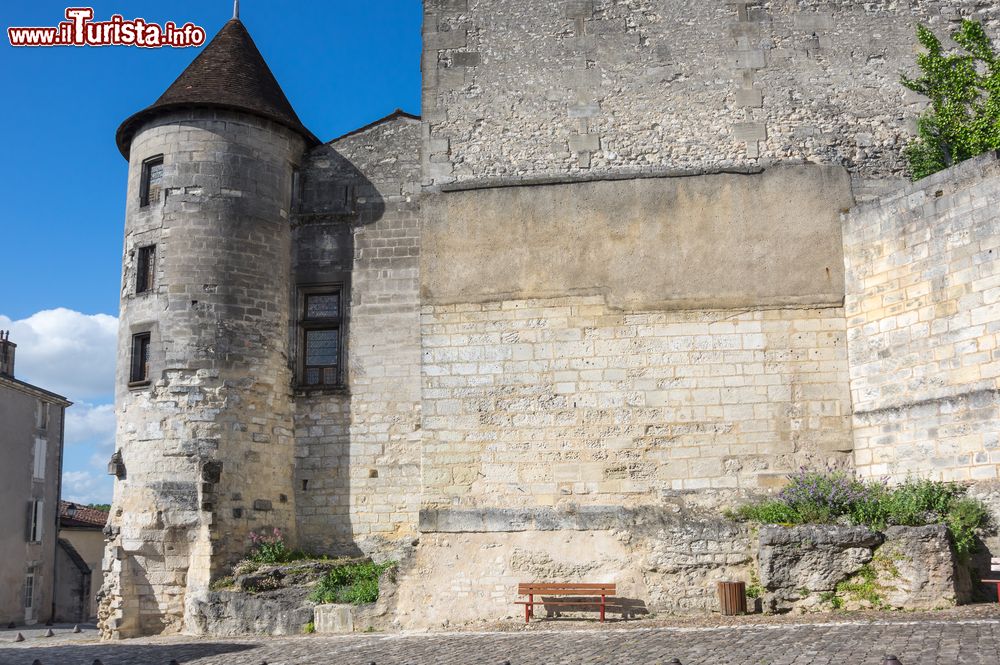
[50,404,66,623]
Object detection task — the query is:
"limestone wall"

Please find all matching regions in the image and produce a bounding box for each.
[397,508,753,628]
[423,0,1000,188]
[293,115,424,555]
[420,297,852,505]
[844,152,1000,482]
[422,166,853,310]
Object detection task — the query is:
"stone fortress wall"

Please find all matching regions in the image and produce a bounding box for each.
[103,1,1000,636]
[422,0,1000,194]
[418,166,857,506]
[845,153,1000,483]
[292,114,425,556]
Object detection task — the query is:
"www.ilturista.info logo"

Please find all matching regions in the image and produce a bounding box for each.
[8,7,206,47]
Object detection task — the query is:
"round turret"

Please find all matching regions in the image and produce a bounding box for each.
[101,18,315,638]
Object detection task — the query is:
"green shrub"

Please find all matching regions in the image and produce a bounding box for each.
[946,497,990,556]
[309,561,396,605]
[732,500,801,525]
[728,470,989,555]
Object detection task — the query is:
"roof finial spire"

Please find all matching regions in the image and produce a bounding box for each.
[233,0,239,20]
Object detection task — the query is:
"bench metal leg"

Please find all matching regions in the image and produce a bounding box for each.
[600,595,605,623]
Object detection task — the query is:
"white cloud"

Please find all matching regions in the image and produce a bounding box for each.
[62,470,114,506]
[0,308,117,402]
[65,402,116,447]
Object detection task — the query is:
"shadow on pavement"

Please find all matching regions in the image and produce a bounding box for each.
[0,641,258,665]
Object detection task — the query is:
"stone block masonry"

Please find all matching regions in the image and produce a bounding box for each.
[396,507,754,627]
[422,0,1000,188]
[420,297,852,505]
[844,152,1000,482]
[293,114,424,556]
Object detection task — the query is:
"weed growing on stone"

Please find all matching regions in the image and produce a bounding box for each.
[745,569,764,600]
[309,560,396,605]
[830,551,902,611]
[730,470,989,555]
[209,576,236,591]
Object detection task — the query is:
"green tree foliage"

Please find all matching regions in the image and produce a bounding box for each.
[901,20,1000,180]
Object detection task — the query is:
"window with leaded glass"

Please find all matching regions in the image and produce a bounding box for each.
[140,155,163,207]
[300,289,342,387]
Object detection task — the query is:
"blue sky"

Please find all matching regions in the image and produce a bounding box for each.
[0,1,422,504]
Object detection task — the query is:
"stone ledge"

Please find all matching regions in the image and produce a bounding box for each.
[418,505,742,533]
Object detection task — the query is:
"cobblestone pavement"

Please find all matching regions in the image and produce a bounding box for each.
[1,619,998,665]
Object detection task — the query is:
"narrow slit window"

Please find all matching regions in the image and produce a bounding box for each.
[300,289,342,387]
[130,332,151,384]
[136,245,156,294]
[139,156,164,207]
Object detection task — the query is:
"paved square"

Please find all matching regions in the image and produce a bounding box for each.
[1,619,998,665]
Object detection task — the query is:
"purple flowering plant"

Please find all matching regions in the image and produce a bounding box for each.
[248,527,291,564]
[729,468,988,555]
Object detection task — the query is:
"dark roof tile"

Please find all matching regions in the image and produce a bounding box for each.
[116,19,318,158]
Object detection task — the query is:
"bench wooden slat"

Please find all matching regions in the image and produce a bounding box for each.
[515,601,624,607]
[517,584,615,596]
[518,583,613,588]
[518,588,615,596]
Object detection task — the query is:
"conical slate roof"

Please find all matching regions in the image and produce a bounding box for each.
[116,18,318,158]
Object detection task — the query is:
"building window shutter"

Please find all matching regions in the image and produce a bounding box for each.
[32,438,46,480]
[28,500,43,542]
[25,501,33,542]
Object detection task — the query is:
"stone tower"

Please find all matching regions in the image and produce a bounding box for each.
[101,17,317,637]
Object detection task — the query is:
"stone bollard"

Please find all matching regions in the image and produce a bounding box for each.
[13,632,24,642]
[883,657,902,665]
[73,625,82,633]
[668,660,683,665]
[43,628,54,637]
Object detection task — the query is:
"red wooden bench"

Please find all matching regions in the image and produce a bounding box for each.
[515,582,616,623]
[983,557,1000,602]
